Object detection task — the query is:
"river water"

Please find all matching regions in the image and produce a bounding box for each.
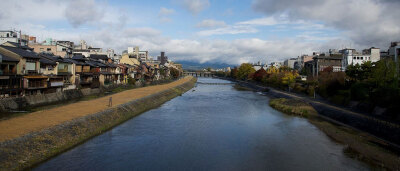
[34,78,369,171]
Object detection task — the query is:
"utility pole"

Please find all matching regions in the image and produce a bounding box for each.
[395,46,400,87]
[19,30,22,46]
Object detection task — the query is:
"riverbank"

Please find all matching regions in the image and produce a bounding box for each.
[0,76,197,171]
[0,78,177,120]
[269,98,400,170]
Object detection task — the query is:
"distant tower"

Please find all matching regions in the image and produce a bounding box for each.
[160,52,168,65]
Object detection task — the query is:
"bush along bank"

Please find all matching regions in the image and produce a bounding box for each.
[0,77,197,171]
[269,98,400,170]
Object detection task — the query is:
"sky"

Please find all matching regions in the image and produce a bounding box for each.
[1,0,399,65]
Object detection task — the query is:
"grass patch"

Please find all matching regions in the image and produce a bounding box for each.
[269,97,400,170]
[269,98,317,118]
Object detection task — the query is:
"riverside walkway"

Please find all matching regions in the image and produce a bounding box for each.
[0,76,193,142]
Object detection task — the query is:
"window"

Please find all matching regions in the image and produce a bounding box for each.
[360,57,363,60]
[357,57,360,60]
[26,62,36,71]
[47,48,52,51]
[62,48,66,51]
[6,33,9,37]
[353,57,356,59]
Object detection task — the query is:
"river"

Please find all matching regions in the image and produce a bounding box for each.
[34,78,369,171]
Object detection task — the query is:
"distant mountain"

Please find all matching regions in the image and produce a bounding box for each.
[175,60,235,71]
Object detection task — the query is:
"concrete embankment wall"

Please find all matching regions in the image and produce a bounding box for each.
[0,88,100,112]
[0,77,197,171]
[231,78,400,146]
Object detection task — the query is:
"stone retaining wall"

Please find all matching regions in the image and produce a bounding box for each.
[0,88,101,112]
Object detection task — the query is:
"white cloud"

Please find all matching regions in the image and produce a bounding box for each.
[197,25,258,36]
[196,19,227,28]
[179,0,210,15]
[237,16,283,26]
[159,7,175,16]
[0,0,65,25]
[158,7,175,23]
[252,0,400,48]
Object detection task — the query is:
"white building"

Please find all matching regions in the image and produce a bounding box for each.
[269,62,282,69]
[252,61,267,70]
[341,47,380,70]
[0,30,19,45]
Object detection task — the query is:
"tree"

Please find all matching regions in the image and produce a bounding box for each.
[236,63,256,80]
[230,67,238,79]
[169,67,180,79]
[252,68,268,82]
[282,71,299,91]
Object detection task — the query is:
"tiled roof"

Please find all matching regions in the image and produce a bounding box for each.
[90,54,108,60]
[0,45,40,59]
[39,56,57,65]
[64,58,86,65]
[0,53,19,62]
[72,55,86,60]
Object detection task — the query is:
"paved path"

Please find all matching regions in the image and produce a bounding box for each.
[0,77,193,142]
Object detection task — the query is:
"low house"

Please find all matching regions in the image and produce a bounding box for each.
[0,51,23,97]
[0,45,47,95]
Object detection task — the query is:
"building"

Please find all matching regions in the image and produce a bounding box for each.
[120,52,140,66]
[284,58,298,69]
[0,51,23,97]
[0,45,47,95]
[311,54,342,76]
[341,48,380,70]
[0,30,20,45]
[157,52,168,65]
[388,42,400,61]
[269,62,282,69]
[300,55,314,67]
[252,61,267,71]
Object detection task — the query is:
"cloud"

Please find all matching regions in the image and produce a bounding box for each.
[159,7,175,16]
[123,27,161,37]
[237,16,283,26]
[252,0,400,48]
[0,0,65,25]
[179,0,210,15]
[197,25,258,36]
[65,0,104,27]
[158,7,175,23]
[223,9,234,16]
[196,19,227,28]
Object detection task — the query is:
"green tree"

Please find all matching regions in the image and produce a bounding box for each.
[236,63,256,80]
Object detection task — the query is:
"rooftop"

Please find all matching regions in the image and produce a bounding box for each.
[0,45,40,59]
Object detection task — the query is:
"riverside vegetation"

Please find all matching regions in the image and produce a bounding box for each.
[216,59,400,121]
[269,98,400,170]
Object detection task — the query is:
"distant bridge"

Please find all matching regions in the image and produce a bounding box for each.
[183,71,215,77]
